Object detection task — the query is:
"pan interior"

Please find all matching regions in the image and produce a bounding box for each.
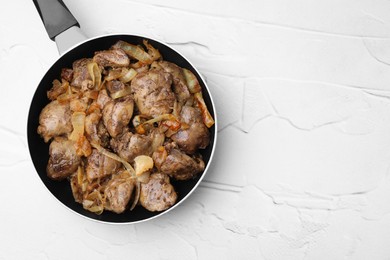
[27,35,216,223]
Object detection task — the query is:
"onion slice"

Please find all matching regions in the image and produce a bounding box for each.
[82,190,104,215]
[119,68,137,83]
[141,114,178,125]
[143,40,161,61]
[194,92,215,128]
[136,114,180,134]
[87,62,102,90]
[69,112,86,142]
[183,68,201,94]
[110,85,132,99]
[105,68,124,81]
[114,40,153,64]
[130,181,141,211]
[105,68,138,83]
[47,79,68,100]
[56,81,78,103]
[91,142,136,178]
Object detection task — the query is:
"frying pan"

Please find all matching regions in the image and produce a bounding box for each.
[27,0,217,223]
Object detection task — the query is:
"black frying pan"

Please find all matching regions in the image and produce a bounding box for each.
[28,0,217,223]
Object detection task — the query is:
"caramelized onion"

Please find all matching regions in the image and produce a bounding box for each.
[130,181,141,211]
[110,85,132,99]
[47,79,68,100]
[114,40,153,64]
[69,112,86,142]
[105,68,124,81]
[194,92,215,128]
[119,68,137,83]
[183,68,201,94]
[136,114,181,134]
[143,40,161,61]
[82,190,104,215]
[91,142,136,178]
[87,62,102,90]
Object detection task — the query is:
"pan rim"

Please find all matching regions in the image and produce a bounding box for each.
[27,33,218,224]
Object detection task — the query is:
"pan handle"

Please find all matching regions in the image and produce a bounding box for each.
[33,0,79,40]
[33,0,87,54]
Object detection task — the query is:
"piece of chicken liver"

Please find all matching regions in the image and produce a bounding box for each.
[140,172,177,212]
[131,69,175,117]
[47,137,80,180]
[171,106,210,154]
[85,149,121,181]
[37,100,72,143]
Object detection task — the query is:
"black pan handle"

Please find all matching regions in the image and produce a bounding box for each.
[33,0,79,40]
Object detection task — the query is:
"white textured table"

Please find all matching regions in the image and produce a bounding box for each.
[2,0,390,259]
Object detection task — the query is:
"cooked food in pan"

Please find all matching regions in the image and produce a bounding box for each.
[37,40,214,214]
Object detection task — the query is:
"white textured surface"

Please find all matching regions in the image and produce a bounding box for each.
[2,0,390,259]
